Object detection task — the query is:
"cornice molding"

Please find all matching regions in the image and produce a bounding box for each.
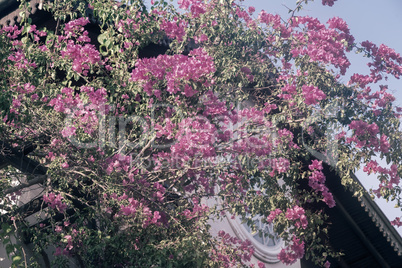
[0,0,43,27]
[349,173,402,256]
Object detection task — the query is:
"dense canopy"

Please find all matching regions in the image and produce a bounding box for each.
[0,0,401,267]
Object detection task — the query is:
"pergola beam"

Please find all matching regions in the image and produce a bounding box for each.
[0,140,47,176]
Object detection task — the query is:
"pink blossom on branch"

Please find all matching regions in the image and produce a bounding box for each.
[267,208,282,223]
[269,157,290,177]
[130,48,215,98]
[302,85,326,105]
[63,17,90,39]
[277,236,305,265]
[213,230,255,267]
[391,217,402,227]
[160,18,187,42]
[290,16,353,75]
[1,0,401,266]
[60,42,101,76]
[347,120,391,154]
[308,160,335,208]
[61,126,77,138]
[361,41,402,81]
[178,0,206,17]
[322,0,337,7]
[8,49,37,70]
[285,205,308,229]
[43,192,68,213]
[309,159,323,170]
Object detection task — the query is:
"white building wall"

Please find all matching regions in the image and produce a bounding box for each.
[209,215,301,268]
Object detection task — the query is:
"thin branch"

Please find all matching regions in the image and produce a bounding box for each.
[132,135,156,163]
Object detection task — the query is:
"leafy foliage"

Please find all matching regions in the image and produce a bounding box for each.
[0,0,401,267]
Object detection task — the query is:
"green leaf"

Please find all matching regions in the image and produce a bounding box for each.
[12,255,22,263]
[97,33,107,45]
[6,244,14,255]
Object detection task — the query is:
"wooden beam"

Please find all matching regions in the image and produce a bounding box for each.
[333,195,390,268]
[3,175,46,195]
[0,140,46,176]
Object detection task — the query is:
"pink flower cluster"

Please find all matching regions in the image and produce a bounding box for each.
[277,236,305,265]
[8,49,37,70]
[49,86,109,137]
[363,161,400,191]
[131,48,215,99]
[212,230,254,267]
[116,10,151,47]
[49,87,80,114]
[54,227,84,256]
[1,25,23,39]
[56,18,101,75]
[259,11,291,39]
[171,116,217,159]
[155,117,176,139]
[154,101,277,178]
[202,90,230,117]
[63,17,90,41]
[225,116,280,165]
[181,198,209,220]
[43,192,68,212]
[362,160,380,175]
[269,157,290,177]
[322,0,337,7]
[308,160,335,208]
[286,205,308,229]
[194,33,208,44]
[116,17,140,39]
[60,42,101,75]
[369,86,395,108]
[267,208,282,223]
[2,24,46,43]
[9,83,39,114]
[357,85,396,113]
[290,16,354,75]
[391,217,402,227]
[117,196,162,228]
[349,73,374,88]
[14,83,36,94]
[277,128,299,149]
[302,85,326,105]
[178,0,206,17]
[160,18,187,42]
[278,83,297,100]
[235,7,255,28]
[104,154,132,175]
[347,120,390,153]
[361,41,402,81]
[152,182,166,202]
[239,66,254,82]
[349,120,379,136]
